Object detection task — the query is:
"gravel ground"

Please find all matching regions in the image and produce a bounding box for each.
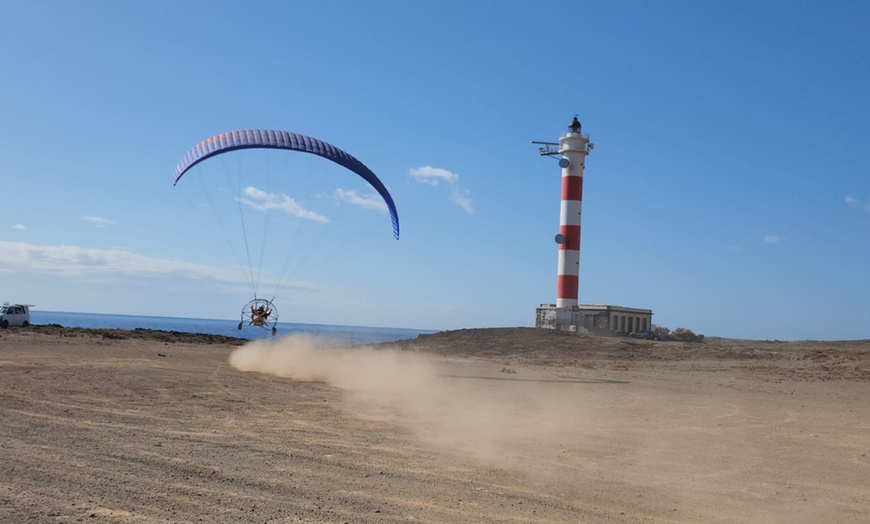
[1,326,868,523]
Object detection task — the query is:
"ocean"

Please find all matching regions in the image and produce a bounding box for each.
[31,310,435,346]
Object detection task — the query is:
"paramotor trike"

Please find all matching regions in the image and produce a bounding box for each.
[238,298,279,337]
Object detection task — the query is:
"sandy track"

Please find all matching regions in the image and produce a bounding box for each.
[1,327,868,523]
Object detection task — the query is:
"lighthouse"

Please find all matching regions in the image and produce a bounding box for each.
[534,116,654,335]
[555,116,591,307]
[533,116,593,306]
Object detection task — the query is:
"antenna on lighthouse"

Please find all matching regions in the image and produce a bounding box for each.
[530,140,560,156]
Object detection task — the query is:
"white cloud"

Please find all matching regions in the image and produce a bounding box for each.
[0,241,321,300]
[845,195,870,212]
[450,187,475,214]
[409,166,458,185]
[0,240,238,281]
[83,215,114,227]
[238,186,329,223]
[763,235,782,244]
[409,166,474,214]
[12,224,28,231]
[333,188,388,213]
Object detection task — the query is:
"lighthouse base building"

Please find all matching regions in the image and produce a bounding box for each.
[535,304,654,336]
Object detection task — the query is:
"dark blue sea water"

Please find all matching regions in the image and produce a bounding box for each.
[31,311,435,346]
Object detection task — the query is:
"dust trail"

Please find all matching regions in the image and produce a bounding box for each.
[229,333,438,393]
[229,334,591,468]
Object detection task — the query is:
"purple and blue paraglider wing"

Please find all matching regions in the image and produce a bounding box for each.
[173,129,399,239]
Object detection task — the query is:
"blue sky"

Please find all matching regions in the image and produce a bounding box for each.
[1,1,869,340]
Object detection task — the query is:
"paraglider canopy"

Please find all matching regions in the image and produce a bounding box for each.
[173,129,399,239]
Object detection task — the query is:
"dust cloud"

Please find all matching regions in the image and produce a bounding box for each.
[229,334,592,469]
[229,333,438,394]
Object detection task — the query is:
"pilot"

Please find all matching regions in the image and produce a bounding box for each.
[250,304,271,326]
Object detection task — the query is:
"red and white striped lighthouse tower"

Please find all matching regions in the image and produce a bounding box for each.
[553,116,592,307]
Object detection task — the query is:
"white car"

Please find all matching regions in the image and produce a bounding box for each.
[0,303,33,328]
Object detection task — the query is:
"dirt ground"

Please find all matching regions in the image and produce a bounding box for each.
[1,326,868,523]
